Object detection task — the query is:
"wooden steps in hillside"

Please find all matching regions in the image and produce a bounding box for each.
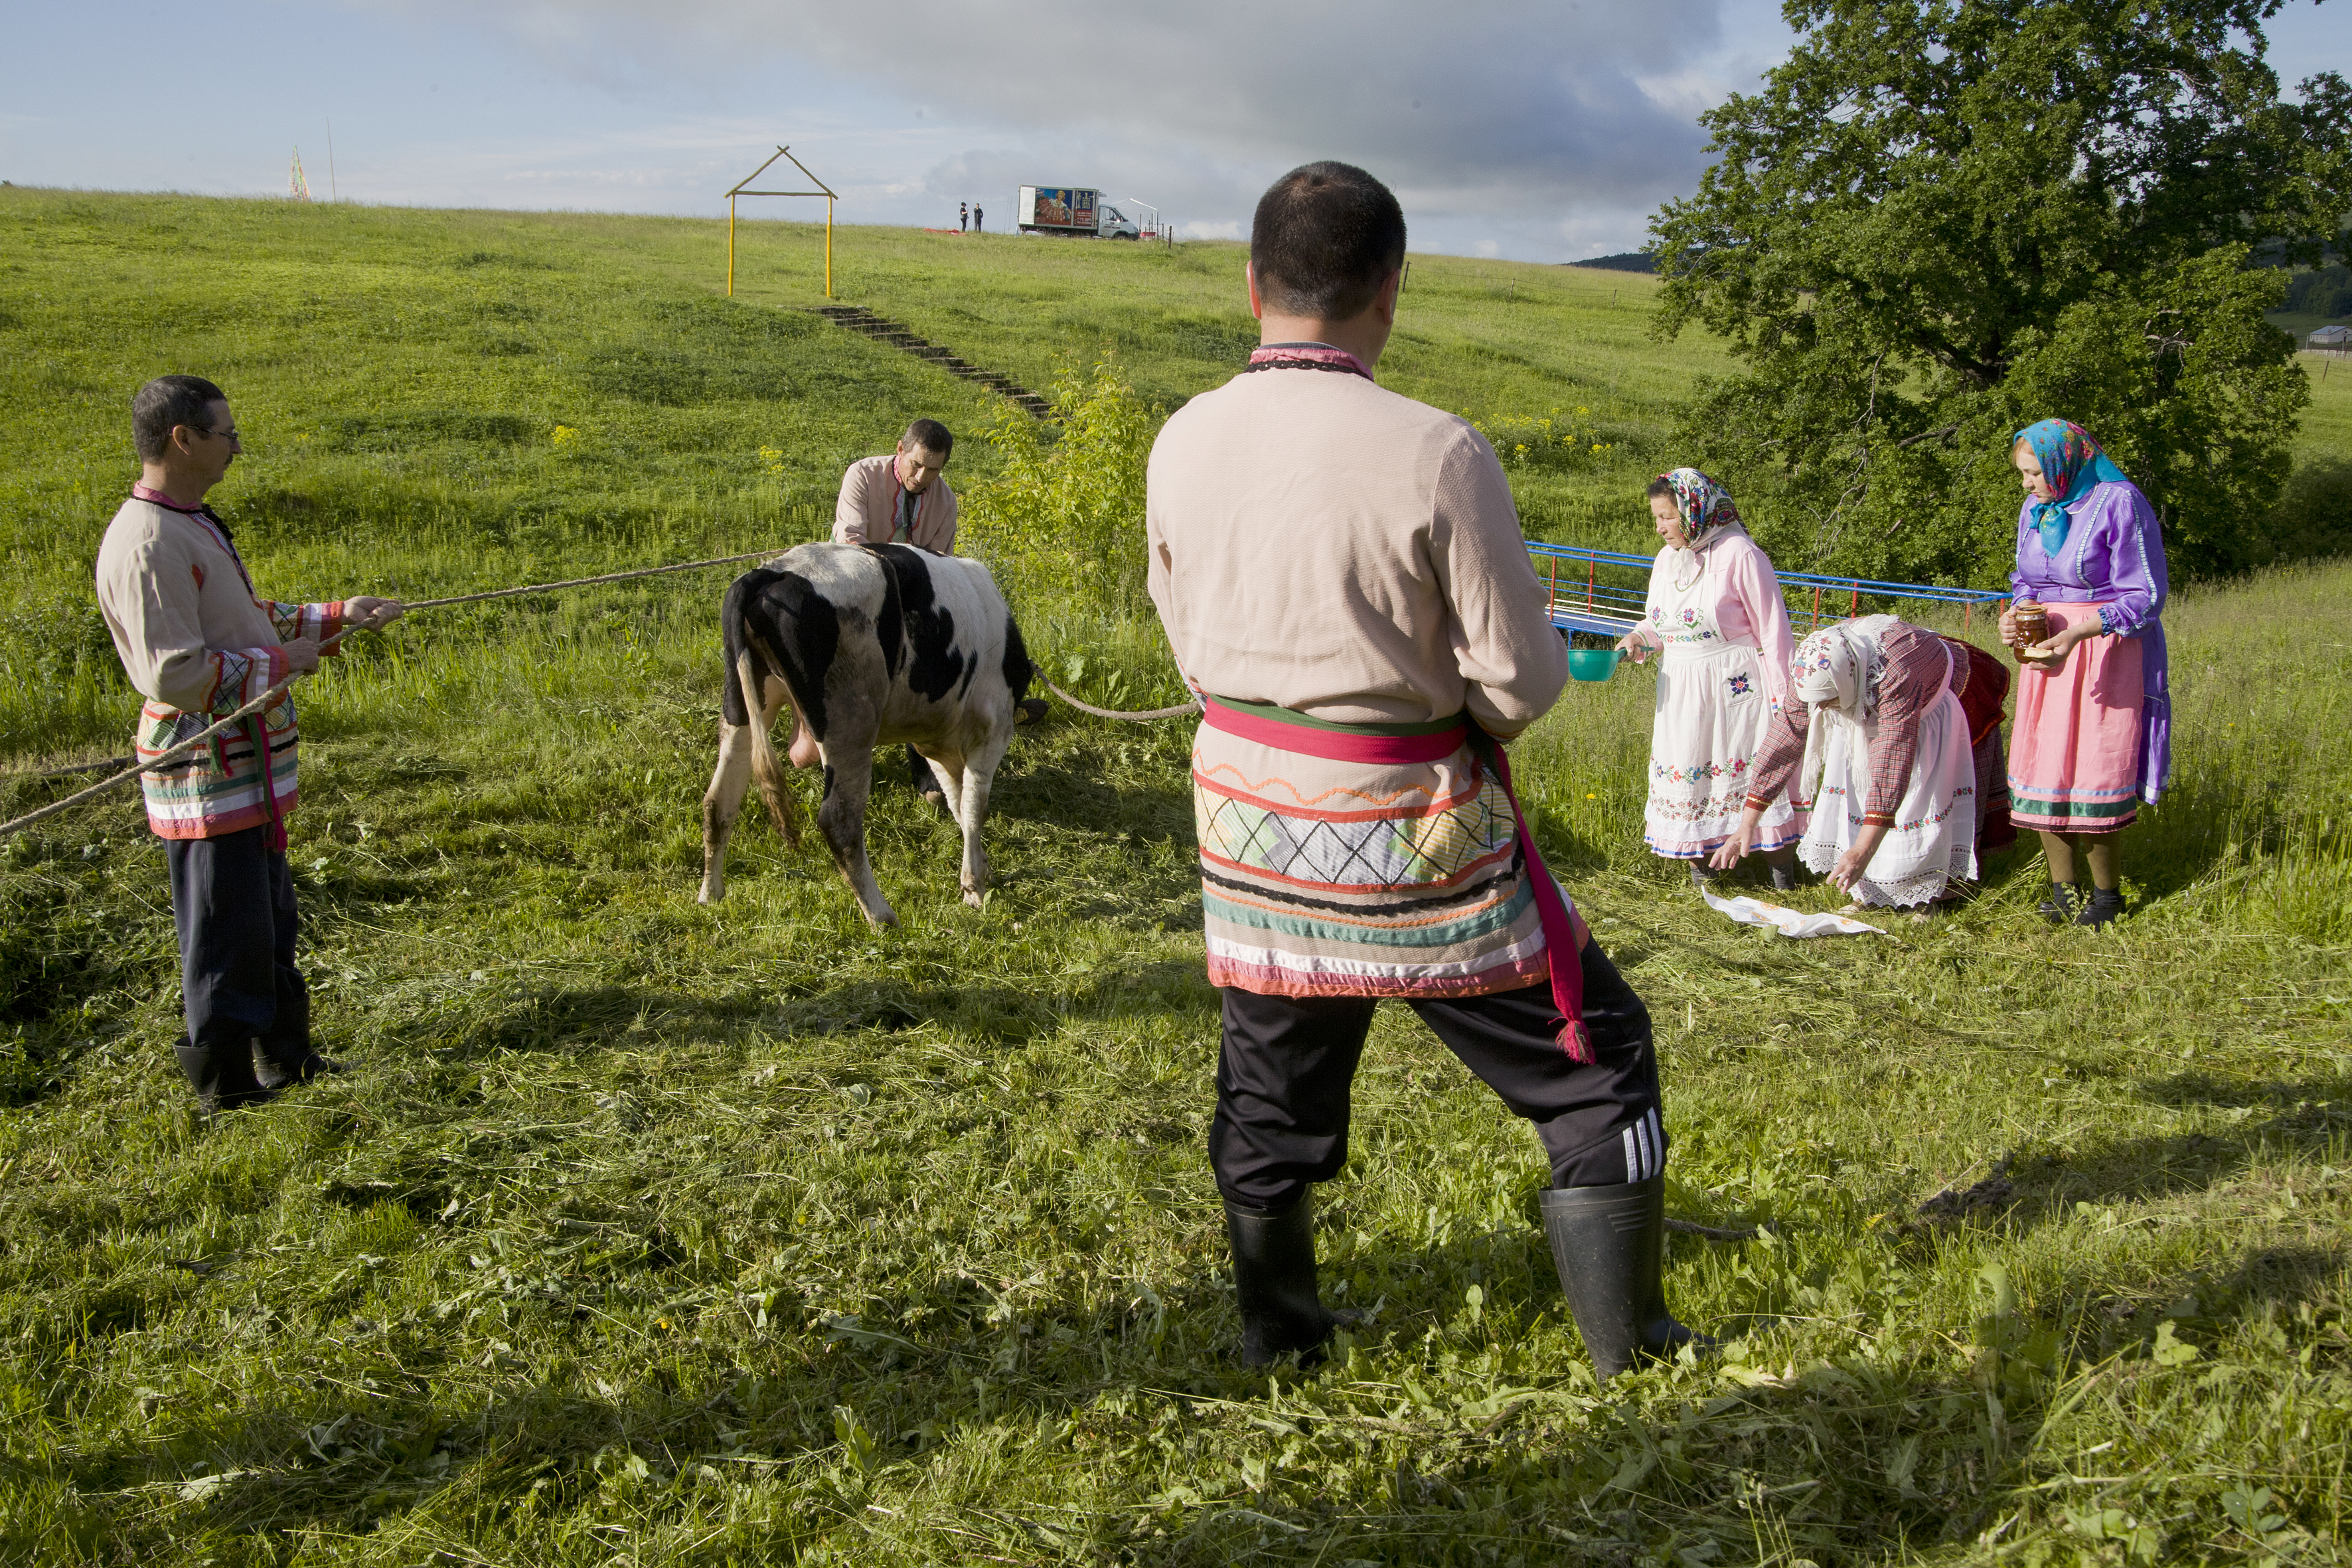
[813,305,1053,420]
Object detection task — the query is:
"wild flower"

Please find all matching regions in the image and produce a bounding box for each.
[552,425,578,447]
[758,444,785,478]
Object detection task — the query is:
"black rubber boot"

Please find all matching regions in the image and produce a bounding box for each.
[2073,887,2125,929]
[255,1038,345,1091]
[1768,854,1799,894]
[2036,882,2078,925]
[1226,1194,1341,1368]
[1541,1175,1713,1382]
[254,977,344,1091]
[1687,860,1716,888]
[173,1034,275,1119]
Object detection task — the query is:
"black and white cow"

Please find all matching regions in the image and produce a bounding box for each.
[698,541,1034,926]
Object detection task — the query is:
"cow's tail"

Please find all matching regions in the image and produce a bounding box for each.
[738,643,805,850]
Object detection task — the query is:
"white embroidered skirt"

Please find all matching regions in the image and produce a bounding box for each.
[1644,641,1802,858]
[1799,690,1978,906]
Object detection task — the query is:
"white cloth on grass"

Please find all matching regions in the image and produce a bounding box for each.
[1702,888,1887,939]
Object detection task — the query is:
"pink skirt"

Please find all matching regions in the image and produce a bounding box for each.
[2007,603,2144,833]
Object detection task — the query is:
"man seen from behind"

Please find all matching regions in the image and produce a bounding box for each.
[1144,163,1712,1381]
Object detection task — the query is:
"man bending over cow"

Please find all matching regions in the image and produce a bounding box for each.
[832,420,1044,802]
[834,418,961,555]
[1145,163,1713,1381]
[95,375,404,1117]
[834,420,963,805]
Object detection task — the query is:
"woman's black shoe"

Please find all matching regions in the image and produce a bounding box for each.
[2036,882,2078,925]
[2073,888,2126,929]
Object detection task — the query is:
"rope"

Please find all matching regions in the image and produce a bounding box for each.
[1036,675,1201,723]
[0,548,782,842]
[0,542,1203,838]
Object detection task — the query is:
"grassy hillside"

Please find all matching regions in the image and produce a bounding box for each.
[2,190,2351,1565]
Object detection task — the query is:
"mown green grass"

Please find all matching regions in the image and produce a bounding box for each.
[3,189,2351,1565]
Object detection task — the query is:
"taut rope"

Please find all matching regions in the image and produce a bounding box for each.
[0,548,781,841]
[1,545,1210,839]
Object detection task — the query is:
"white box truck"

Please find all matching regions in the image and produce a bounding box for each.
[1017,186,1142,240]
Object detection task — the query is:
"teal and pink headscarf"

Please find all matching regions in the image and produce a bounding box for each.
[1656,467,1745,552]
[2011,419,2128,557]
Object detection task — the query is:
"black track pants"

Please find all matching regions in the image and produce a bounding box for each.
[165,825,308,1054]
[1211,939,1664,1214]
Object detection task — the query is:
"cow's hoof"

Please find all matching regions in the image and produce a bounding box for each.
[696,882,726,905]
[963,887,986,909]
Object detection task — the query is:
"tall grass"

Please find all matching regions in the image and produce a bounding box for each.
[2,189,2350,1566]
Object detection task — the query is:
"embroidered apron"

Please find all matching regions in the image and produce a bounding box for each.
[1642,550,1798,857]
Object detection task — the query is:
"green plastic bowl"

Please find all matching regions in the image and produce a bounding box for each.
[1567,647,1623,683]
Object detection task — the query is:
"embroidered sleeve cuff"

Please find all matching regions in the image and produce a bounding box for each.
[208,646,287,715]
[1861,811,1897,828]
[1743,793,1773,813]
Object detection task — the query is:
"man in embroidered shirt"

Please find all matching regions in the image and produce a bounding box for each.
[1144,163,1710,1379]
[831,420,1045,797]
[832,419,960,554]
[94,375,403,1117]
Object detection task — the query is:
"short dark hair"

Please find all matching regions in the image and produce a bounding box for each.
[1250,162,1407,321]
[1644,477,1676,503]
[901,418,953,459]
[133,374,228,461]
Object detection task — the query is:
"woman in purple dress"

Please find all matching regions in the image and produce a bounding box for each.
[1998,420,2170,929]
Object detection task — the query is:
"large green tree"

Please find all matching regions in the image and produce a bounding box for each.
[1651,0,2350,582]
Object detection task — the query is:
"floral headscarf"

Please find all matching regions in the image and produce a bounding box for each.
[1792,615,1901,805]
[1656,467,1745,552]
[2011,419,2128,558]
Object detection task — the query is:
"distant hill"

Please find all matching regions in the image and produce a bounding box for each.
[1565,252,1656,274]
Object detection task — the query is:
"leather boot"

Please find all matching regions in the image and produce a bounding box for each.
[2036,882,2078,925]
[254,979,344,1091]
[1226,1194,1340,1367]
[173,1034,275,1119]
[1541,1176,1713,1381]
[255,1040,345,1091]
[2074,887,2125,929]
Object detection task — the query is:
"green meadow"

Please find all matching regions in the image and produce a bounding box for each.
[2,189,2350,1565]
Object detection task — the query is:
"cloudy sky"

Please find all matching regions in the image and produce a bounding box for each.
[5,1,2347,262]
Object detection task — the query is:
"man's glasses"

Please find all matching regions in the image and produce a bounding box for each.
[185,425,242,445]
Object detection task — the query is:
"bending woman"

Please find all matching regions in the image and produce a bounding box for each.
[2000,420,2170,929]
[1713,617,1990,909]
[1616,469,1804,889]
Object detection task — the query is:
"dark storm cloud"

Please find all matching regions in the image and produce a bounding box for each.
[368,0,1728,214]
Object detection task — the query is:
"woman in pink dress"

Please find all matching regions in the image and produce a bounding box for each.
[1616,469,1804,889]
[1999,420,2170,929]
